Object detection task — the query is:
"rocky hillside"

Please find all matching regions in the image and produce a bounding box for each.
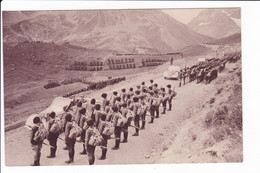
[3,10,212,53]
[188,8,241,39]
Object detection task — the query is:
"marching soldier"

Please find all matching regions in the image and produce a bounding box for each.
[78,108,89,155]
[111,91,118,106]
[139,96,147,130]
[101,93,108,111]
[64,113,76,164]
[98,113,109,160]
[160,88,167,114]
[73,102,82,125]
[46,112,59,158]
[85,119,96,165]
[153,90,161,118]
[30,116,44,166]
[120,88,127,102]
[111,106,122,150]
[120,103,129,143]
[131,97,141,136]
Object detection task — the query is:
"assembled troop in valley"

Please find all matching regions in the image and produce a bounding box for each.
[29,80,177,166]
[28,53,240,166]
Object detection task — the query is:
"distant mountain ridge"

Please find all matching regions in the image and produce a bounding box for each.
[188,8,241,39]
[3,10,213,53]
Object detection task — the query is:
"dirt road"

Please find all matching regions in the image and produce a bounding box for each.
[4,60,239,166]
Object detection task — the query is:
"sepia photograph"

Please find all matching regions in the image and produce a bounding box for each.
[2,6,243,167]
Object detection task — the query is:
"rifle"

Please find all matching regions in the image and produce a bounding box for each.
[43,142,55,148]
[129,125,141,130]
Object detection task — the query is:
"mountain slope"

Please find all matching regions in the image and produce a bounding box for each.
[3,10,212,53]
[188,8,241,39]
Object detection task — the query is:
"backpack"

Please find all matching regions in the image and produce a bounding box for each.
[68,122,83,139]
[137,104,146,115]
[33,123,47,142]
[116,113,126,127]
[152,97,161,107]
[49,119,62,134]
[102,122,114,136]
[88,128,104,146]
[126,111,134,123]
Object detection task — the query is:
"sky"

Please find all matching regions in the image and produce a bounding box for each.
[162,9,204,24]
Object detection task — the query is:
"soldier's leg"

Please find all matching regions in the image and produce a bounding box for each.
[155,106,159,118]
[133,115,139,136]
[99,135,108,160]
[167,99,172,111]
[162,101,166,114]
[80,130,86,154]
[122,124,128,142]
[112,127,120,149]
[141,112,146,129]
[149,107,155,123]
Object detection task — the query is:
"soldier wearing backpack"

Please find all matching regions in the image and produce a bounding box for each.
[111,106,122,150]
[120,88,127,102]
[131,97,141,136]
[98,113,109,160]
[128,88,134,98]
[46,111,59,158]
[166,84,175,111]
[74,102,82,125]
[148,92,156,123]
[85,119,97,165]
[139,96,147,130]
[120,103,129,143]
[101,93,108,111]
[86,98,96,119]
[64,113,77,164]
[153,90,161,118]
[79,108,88,155]
[160,88,167,114]
[30,116,46,166]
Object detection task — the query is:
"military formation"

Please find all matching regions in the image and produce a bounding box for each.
[29,80,177,166]
[29,52,240,166]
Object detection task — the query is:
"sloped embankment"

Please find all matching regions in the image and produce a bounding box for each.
[158,61,242,163]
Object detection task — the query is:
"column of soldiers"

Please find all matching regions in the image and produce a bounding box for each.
[29,54,238,166]
[29,81,177,166]
[178,57,230,87]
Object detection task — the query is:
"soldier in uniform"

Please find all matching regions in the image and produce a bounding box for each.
[46,112,59,158]
[139,96,147,129]
[30,116,44,166]
[153,90,160,118]
[120,103,129,143]
[64,114,76,164]
[131,97,141,136]
[85,119,96,165]
[86,98,96,119]
[111,91,118,106]
[101,93,108,111]
[148,92,155,123]
[166,84,174,111]
[160,87,167,114]
[98,113,109,160]
[73,102,82,125]
[111,106,122,150]
[128,88,134,98]
[120,88,127,103]
[179,70,183,87]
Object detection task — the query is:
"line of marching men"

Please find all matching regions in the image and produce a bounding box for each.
[29,80,177,166]
[177,57,229,87]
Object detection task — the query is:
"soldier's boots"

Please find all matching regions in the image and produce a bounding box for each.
[98,149,107,160]
[167,104,172,111]
[140,122,145,130]
[80,144,87,155]
[31,161,40,166]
